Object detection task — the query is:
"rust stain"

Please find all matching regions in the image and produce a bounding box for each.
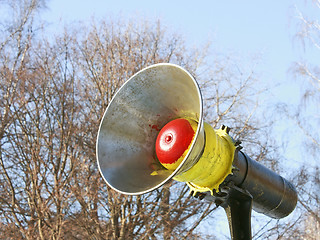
[150,124,161,131]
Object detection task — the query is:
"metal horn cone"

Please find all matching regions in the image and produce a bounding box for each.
[96,63,204,195]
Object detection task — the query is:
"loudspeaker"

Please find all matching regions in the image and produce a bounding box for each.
[97,63,297,221]
[96,63,205,195]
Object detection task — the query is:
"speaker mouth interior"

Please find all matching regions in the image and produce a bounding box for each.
[96,63,204,195]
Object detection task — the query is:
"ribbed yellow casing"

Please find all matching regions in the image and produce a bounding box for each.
[173,122,236,195]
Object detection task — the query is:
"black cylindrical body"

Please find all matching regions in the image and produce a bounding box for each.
[230,151,297,218]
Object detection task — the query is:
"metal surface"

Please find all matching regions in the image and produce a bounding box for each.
[237,151,297,218]
[96,63,205,195]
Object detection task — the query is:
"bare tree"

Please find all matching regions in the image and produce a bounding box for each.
[0,1,286,239]
[268,1,320,239]
[294,2,320,238]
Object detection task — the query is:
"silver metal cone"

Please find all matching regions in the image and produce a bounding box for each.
[96,63,204,195]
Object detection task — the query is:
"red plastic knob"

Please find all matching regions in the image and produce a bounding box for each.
[155,118,196,170]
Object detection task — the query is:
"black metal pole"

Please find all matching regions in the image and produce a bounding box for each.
[222,186,253,240]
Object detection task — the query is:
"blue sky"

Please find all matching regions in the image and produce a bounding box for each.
[43,0,308,103]
[43,0,312,151]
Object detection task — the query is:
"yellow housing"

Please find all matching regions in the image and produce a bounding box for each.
[173,122,236,195]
